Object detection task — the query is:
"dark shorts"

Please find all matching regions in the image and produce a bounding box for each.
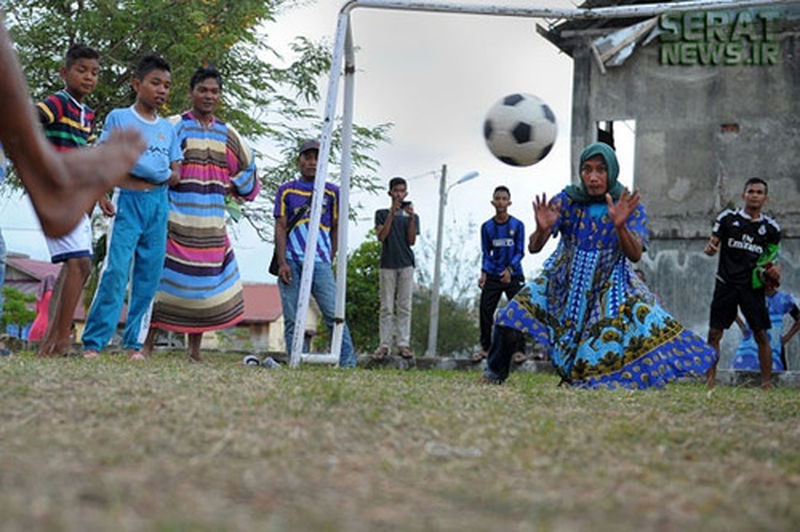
[709,280,770,332]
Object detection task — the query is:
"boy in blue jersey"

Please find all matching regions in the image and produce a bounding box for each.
[473,186,525,362]
[81,54,182,360]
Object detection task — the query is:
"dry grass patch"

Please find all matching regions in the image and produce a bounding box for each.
[1,351,799,531]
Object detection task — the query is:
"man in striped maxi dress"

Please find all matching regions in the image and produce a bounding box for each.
[144,66,259,361]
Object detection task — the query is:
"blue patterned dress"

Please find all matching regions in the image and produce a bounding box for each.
[495,191,717,389]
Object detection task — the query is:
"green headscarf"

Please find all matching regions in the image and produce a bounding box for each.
[564,142,624,204]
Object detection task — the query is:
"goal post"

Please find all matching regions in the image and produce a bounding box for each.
[289,0,794,368]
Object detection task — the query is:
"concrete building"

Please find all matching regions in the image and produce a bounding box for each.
[539,1,800,368]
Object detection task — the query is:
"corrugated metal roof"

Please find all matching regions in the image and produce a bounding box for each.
[241,283,283,323]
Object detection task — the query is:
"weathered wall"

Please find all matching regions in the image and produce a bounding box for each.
[568,31,800,368]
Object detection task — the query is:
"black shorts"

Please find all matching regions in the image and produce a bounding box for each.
[709,280,770,331]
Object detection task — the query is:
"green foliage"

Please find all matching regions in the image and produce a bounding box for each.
[345,232,381,351]
[4,0,390,239]
[1,286,36,329]
[7,1,292,134]
[410,287,479,357]
[343,228,480,357]
[415,220,481,306]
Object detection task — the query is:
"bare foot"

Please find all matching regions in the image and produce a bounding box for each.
[25,129,146,236]
[36,340,57,358]
[0,21,144,236]
[47,338,73,358]
[188,350,203,363]
[705,367,716,390]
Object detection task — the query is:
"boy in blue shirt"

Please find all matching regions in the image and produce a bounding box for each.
[82,54,182,360]
[473,186,525,362]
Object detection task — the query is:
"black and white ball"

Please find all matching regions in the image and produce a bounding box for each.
[483,93,557,167]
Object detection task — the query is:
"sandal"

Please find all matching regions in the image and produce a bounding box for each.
[471,350,488,362]
[397,346,414,359]
[82,350,100,359]
[512,352,527,364]
[129,351,146,361]
[371,346,389,360]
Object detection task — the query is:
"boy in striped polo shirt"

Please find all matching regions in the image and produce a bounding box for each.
[35,44,111,358]
[0,21,145,238]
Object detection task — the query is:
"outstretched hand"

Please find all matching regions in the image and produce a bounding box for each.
[606,189,640,229]
[533,193,558,233]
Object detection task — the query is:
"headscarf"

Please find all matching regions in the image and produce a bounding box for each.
[564,142,623,204]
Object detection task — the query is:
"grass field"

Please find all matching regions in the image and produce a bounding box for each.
[1,351,799,531]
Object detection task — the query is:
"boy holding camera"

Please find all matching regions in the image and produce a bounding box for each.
[373,177,420,360]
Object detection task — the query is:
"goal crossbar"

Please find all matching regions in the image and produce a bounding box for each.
[290,0,795,367]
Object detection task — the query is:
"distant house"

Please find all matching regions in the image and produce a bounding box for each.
[4,252,60,296]
[2,253,61,338]
[198,283,320,353]
[2,252,319,352]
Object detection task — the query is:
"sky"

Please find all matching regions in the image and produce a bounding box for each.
[1,0,621,289]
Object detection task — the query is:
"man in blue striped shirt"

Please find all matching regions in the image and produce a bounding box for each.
[473,186,525,362]
[273,139,356,367]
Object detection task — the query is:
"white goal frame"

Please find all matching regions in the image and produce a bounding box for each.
[289,0,794,368]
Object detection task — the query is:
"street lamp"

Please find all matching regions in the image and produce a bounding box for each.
[426,165,480,357]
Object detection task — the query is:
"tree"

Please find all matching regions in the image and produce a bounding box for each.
[413,220,482,356]
[1,287,36,332]
[345,233,381,351]
[4,0,389,239]
[344,227,481,357]
[410,288,479,357]
[415,220,481,306]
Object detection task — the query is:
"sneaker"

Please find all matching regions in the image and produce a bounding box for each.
[261,356,281,369]
[397,346,414,359]
[371,346,389,360]
[82,350,100,359]
[242,354,261,366]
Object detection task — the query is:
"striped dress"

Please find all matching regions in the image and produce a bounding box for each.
[150,111,259,333]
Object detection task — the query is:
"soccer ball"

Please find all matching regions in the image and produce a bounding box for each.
[483,93,557,167]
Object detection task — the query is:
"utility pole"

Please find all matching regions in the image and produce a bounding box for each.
[426,164,447,357]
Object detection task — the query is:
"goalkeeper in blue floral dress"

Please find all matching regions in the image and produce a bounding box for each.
[480,142,716,389]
